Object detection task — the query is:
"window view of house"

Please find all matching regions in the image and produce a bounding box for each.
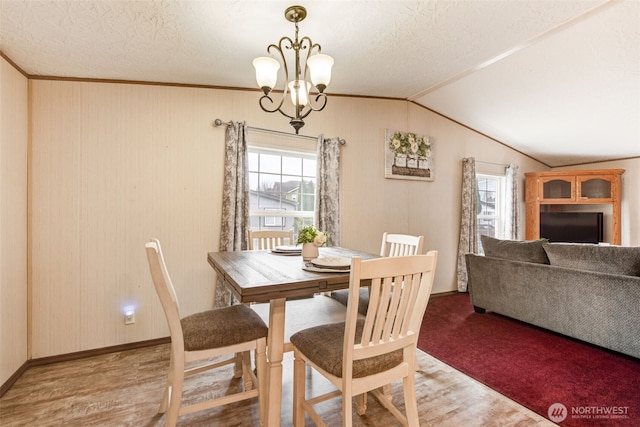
[248,147,316,235]
[477,174,506,253]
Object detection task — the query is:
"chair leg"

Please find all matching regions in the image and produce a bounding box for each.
[159,372,171,413]
[293,350,306,427]
[355,386,389,416]
[234,351,243,378]
[402,373,419,427]
[256,339,267,427]
[241,351,254,390]
[355,393,367,415]
[165,363,184,427]
[382,384,392,402]
[342,390,353,427]
[159,353,175,413]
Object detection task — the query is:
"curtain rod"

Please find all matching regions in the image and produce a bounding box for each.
[213,119,345,145]
[477,160,511,168]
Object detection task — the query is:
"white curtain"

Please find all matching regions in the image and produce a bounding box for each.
[216,122,249,308]
[504,164,520,240]
[457,157,477,292]
[316,136,343,246]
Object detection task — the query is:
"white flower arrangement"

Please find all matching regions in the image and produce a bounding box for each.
[297,226,329,247]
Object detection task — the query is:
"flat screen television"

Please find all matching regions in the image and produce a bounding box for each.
[540,212,603,244]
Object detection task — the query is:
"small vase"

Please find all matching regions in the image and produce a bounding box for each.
[407,154,418,169]
[394,153,407,167]
[418,155,429,170]
[302,243,319,261]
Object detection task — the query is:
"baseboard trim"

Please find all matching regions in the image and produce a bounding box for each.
[0,360,29,398]
[28,337,171,367]
[0,337,170,398]
[431,290,463,298]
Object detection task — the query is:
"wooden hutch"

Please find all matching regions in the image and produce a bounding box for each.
[525,169,625,245]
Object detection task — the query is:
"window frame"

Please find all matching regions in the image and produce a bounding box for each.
[247,145,317,232]
[476,173,507,243]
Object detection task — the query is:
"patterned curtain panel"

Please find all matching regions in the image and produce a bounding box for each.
[457,157,478,292]
[504,164,520,240]
[216,122,249,308]
[316,136,342,247]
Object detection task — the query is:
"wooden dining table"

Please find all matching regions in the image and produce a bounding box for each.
[207,246,377,427]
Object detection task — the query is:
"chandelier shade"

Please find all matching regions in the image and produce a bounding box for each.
[252,57,280,94]
[307,53,334,91]
[252,5,334,134]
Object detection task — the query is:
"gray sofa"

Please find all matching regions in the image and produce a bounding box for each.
[465,236,640,359]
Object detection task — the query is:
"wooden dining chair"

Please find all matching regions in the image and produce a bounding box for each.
[247,229,294,250]
[145,238,268,426]
[331,232,424,314]
[380,232,425,257]
[290,252,438,427]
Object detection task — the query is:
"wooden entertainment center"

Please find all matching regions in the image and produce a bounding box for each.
[525,169,625,245]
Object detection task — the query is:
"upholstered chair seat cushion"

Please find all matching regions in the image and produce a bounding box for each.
[181,304,268,351]
[290,319,403,378]
[330,288,370,315]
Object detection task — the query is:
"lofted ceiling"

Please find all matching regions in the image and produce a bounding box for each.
[1,0,638,167]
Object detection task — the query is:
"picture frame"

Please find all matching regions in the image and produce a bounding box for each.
[384,129,433,181]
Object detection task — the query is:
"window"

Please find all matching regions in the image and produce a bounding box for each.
[477,173,506,252]
[248,147,316,235]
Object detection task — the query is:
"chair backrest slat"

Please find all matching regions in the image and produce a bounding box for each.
[385,274,405,338]
[247,230,294,250]
[380,232,424,257]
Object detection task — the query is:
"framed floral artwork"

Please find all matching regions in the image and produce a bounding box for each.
[384,129,433,181]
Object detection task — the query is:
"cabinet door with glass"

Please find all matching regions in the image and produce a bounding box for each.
[538,176,575,202]
[577,175,615,202]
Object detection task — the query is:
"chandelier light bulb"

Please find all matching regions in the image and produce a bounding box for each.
[288,80,311,107]
[307,54,334,93]
[253,57,280,94]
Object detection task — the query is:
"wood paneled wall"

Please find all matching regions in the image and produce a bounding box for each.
[1,59,29,383]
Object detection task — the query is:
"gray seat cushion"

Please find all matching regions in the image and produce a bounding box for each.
[290,319,403,378]
[181,304,268,351]
[330,288,370,315]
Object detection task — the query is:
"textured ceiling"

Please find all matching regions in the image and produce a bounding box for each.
[1,0,639,167]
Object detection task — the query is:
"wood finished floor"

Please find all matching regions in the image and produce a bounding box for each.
[0,343,556,426]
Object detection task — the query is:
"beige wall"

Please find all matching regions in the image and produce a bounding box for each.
[1,59,29,383]
[2,55,638,364]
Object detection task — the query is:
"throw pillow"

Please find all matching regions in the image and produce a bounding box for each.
[542,243,640,276]
[480,235,550,264]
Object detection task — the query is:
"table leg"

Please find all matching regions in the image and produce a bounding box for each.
[265,297,286,427]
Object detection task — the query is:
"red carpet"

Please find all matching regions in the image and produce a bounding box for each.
[417,292,640,426]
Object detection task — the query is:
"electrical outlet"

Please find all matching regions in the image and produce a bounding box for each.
[124,311,136,325]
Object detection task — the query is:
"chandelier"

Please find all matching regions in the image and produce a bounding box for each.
[252,5,334,134]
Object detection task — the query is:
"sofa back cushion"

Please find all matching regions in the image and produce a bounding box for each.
[480,236,550,264]
[542,243,640,276]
